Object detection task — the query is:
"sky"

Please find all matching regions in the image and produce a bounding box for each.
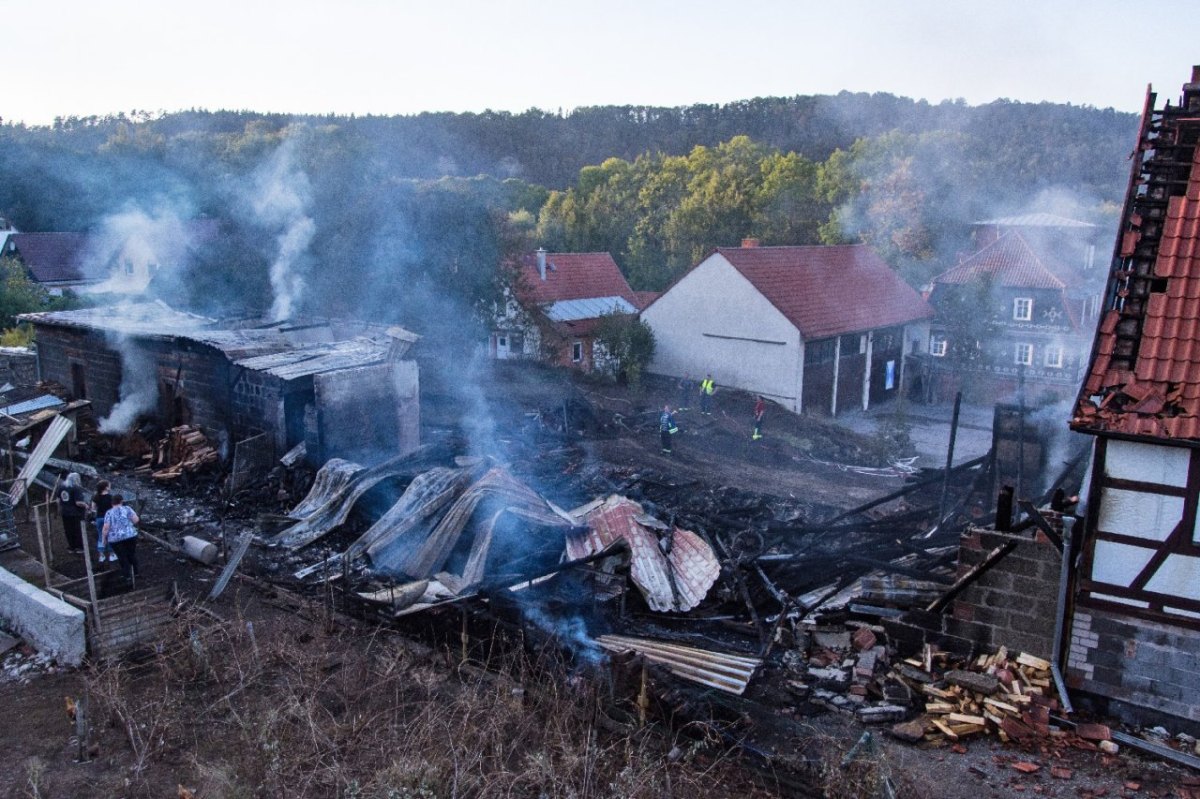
[3,0,1199,126]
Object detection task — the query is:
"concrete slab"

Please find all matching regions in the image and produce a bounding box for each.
[0,566,85,665]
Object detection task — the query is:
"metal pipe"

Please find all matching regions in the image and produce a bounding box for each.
[1050,516,1075,714]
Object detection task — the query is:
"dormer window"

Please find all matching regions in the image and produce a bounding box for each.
[1013,297,1033,321]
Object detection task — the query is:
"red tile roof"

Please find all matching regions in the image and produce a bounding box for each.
[8,232,92,284]
[513,252,637,307]
[713,244,932,340]
[1075,145,1200,441]
[933,230,1085,291]
[633,291,660,310]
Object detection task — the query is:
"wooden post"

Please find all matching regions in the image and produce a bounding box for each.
[938,391,963,522]
[80,533,102,638]
[33,509,52,588]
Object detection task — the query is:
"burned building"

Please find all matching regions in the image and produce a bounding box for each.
[1066,68,1200,730]
[22,303,420,465]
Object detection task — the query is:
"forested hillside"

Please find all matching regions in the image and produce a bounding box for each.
[0,92,1138,333]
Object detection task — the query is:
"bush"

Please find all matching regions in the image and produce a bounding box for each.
[593,313,655,387]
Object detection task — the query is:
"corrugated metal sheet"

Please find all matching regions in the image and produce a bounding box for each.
[543,295,637,322]
[234,339,391,380]
[567,495,719,612]
[9,414,74,505]
[0,394,64,417]
[596,634,760,695]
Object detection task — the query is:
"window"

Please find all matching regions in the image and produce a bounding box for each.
[498,335,507,347]
[571,341,583,363]
[1044,345,1064,368]
[1015,343,1033,366]
[1013,297,1033,321]
[930,334,948,357]
[124,259,134,276]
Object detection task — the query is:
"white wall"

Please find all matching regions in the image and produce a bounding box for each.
[642,254,803,410]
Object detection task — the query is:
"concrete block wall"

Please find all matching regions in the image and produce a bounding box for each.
[34,327,123,412]
[0,349,38,387]
[946,527,1062,659]
[882,526,1062,661]
[0,567,86,665]
[231,369,286,449]
[1066,607,1200,734]
[313,361,420,463]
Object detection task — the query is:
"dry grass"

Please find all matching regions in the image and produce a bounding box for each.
[84,609,767,799]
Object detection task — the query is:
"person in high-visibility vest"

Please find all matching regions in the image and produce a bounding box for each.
[659,404,678,454]
[700,374,715,415]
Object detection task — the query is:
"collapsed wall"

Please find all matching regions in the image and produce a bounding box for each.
[0,566,86,666]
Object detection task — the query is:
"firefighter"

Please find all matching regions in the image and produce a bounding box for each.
[700,374,715,415]
[752,395,765,440]
[659,404,678,454]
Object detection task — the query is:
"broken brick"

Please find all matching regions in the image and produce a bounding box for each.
[1012,761,1041,774]
[852,627,877,652]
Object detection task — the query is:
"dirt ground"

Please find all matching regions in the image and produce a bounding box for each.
[0,359,1197,798]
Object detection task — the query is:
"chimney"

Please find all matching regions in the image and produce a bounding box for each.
[536,248,547,281]
[741,237,760,248]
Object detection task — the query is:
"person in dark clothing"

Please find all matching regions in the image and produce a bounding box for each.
[659,404,678,454]
[91,480,116,563]
[102,494,141,582]
[677,373,694,411]
[58,472,88,552]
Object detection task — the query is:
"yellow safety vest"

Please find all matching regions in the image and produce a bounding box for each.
[701,378,714,395]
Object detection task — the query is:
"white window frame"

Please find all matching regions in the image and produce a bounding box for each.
[571,341,583,363]
[1044,345,1064,369]
[1014,342,1033,366]
[1013,297,1033,321]
[929,334,947,357]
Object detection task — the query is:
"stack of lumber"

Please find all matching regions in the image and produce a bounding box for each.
[137,425,219,481]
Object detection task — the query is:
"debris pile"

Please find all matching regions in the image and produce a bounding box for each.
[139,425,220,481]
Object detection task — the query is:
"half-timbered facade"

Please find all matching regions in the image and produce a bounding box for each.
[1067,69,1200,730]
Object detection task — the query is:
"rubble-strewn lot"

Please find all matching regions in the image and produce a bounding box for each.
[0,362,1197,798]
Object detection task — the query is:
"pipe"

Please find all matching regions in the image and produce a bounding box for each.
[1050,516,1075,715]
[182,535,219,565]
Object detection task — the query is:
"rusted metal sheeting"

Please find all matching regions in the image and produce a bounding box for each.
[596,634,760,695]
[567,495,719,612]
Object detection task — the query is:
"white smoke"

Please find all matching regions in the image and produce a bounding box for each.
[97,332,159,433]
[249,137,314,321]
[83,207,194,294]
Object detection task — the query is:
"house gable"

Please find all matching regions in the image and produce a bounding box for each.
[643,252,802,406]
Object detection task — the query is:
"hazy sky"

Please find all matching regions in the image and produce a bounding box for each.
[3,0,1199,125]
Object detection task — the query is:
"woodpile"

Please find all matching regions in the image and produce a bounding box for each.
[137,425,220,481]
[887,645,1115,752]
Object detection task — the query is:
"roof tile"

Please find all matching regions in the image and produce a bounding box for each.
[712,244,931,339]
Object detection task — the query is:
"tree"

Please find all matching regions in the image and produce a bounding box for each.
[593,314,655,387]
[0,257,84,339]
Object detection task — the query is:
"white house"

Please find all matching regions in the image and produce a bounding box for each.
[641,242,932,414]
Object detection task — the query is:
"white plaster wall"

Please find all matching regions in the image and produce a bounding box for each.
[1105,440,1190,487]
[0,567,86,665]
[1145,554,1200,601]
[1092,540,1154,587]
[642,254,802,410]
[1096,488,1183,541]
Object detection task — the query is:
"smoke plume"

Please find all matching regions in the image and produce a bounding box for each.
[248,136,315,321]
[97,332,159,433]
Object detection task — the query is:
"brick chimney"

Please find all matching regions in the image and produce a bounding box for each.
[741,237,760,248]
[536,248,547,281]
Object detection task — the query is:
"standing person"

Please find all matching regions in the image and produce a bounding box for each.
[752,395,765,441]
[58,472,88,553]
[677,373,694,411]
[102,494,140,583]
[700,374,715,415]
[659,404,678,454]
[90,480,116,563]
